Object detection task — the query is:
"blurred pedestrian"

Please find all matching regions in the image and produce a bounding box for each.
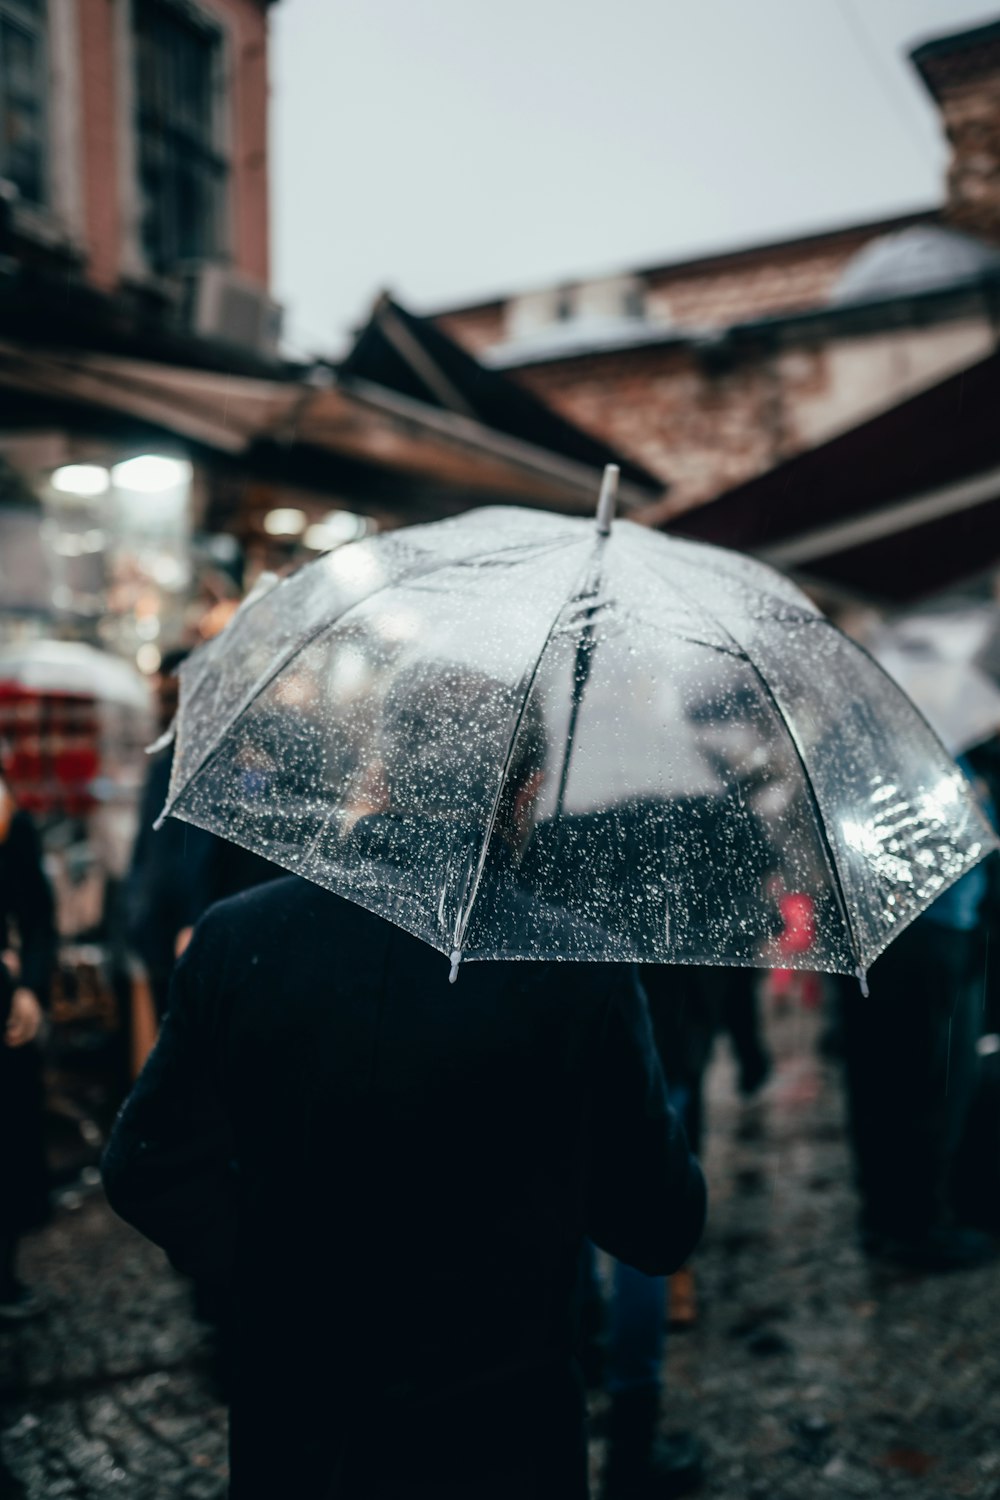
[0,774,55,1320]
[597,1250,704,1499]
[104,849,705,1496]
[576,966,718,1500]
[126,648,279,1017]
[966,734,1000,1035]
[840,754,998,1271]
[126,648,218,1016]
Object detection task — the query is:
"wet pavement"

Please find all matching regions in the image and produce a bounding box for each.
[2,1001,999,1498]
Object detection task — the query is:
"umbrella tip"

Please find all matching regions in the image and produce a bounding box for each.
[449,949,462,984]
[855,965,869,998]
[595,464,619,538]
[145,719,176,756]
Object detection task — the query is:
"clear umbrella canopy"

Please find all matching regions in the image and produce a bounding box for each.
[161,493,996,984]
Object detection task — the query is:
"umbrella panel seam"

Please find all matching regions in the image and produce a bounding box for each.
[448,542,595,961]
[162,542,487,825]
[625,547,865,972]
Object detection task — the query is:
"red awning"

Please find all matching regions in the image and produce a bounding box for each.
[669,349,1000,604]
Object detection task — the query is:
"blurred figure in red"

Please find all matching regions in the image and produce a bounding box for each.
[769,889,823,1012]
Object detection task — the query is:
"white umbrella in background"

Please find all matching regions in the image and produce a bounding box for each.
[872,638,1000,758]
[0,640,151,713]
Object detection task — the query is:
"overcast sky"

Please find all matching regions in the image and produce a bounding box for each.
[271,0,996,357]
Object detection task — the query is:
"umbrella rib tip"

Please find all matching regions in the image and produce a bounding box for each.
[449,949,462,984]
[595,464,619,537]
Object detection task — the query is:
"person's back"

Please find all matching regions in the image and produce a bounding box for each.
[103,876,705,1499]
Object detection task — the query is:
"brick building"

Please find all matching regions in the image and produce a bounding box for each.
[0,0,286,651]
[1,0,278,359]
[435,18,1000,530]
[1,0,653,648]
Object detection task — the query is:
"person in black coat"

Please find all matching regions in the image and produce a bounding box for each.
[126,649,280,1017]
[0,780,56,1318]
[102,873,706,1499]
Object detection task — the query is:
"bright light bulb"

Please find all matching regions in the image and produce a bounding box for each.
[112,455,192,493]
[136,643,162,674]
[51,464,110,497]
[323,510,369,545]
[304,511,370,550]
[263,507,307,537]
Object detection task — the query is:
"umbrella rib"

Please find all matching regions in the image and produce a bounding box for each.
[629,548,864,977]
[160,546,467,823]
[163,532,583,829]
[176,536,570,772]
[449,556,591,966]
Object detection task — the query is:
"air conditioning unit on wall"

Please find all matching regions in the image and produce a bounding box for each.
[183,264,283,358]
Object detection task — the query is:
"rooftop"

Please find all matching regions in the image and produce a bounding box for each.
[911,15,1000,97]
[828,225,1000,306]
[430,210,936,323]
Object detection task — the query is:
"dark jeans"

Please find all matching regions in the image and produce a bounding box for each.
[722,968,770,1091]
[579,1245,665,1397]
[840,919,982,1238]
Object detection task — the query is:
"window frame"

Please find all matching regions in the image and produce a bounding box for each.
[0,0,84,253]
[0,0,51,211]
[125,0,233,280]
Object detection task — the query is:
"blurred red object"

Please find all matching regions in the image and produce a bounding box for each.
[768,966,824,1009]
[778,891,816,955]
[768,891,821,1009]
[0,684,100,815]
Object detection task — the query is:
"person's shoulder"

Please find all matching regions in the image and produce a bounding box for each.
[5,807,45,864]
[545,960,640,1012]
[181,875,357,994]
[198,873,346,938]
[9,807,38,841]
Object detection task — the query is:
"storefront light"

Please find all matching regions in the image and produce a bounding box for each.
[112,455,192,493]
[264,507,307,537]
[51,464,110,497]
[150,554,190,590]
[304,510,370,550]
[136,643,162,675]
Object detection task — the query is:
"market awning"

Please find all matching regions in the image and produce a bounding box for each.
[340,294,663,494]
[668,348,1000,604]
[0,340,662,514]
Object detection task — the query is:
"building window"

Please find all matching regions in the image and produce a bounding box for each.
[622,282,646,320]
[0,0,48,207]
[554,286,574,322]
[133,0,227,274]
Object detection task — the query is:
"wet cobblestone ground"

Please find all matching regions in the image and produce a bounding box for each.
[2,1002,999,1498]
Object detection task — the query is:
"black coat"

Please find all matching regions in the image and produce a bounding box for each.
[103,876,705,1499]
[126,747,280,1007]
[0,807,56,1236]
[0,808,54,1009]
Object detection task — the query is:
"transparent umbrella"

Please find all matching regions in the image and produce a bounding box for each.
[160,469,996,987]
